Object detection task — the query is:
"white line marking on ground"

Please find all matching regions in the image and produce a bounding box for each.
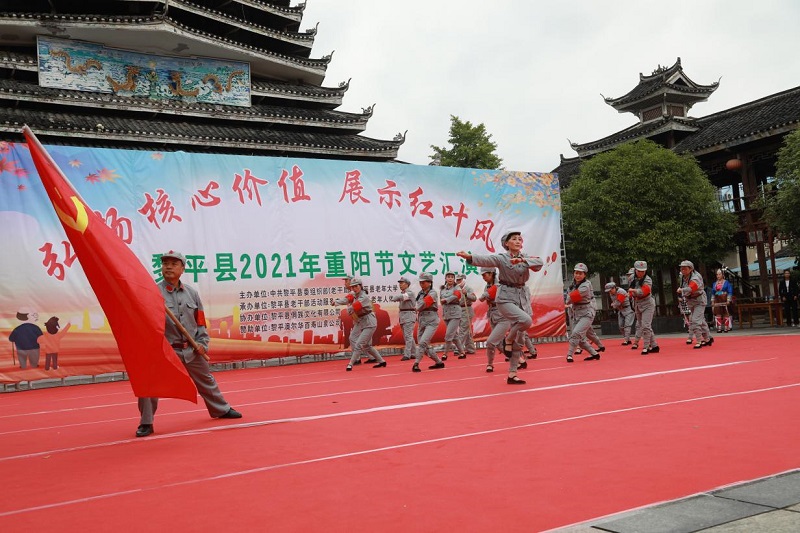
[1,380,797,518]
[0,359,773,459]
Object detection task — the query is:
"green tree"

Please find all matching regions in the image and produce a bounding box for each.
[430,115,503,169]
[562,140,737,276]
[763,128,800,255]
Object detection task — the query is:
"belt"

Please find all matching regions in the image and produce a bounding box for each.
[171,341,189,349]
[499,281,525,288]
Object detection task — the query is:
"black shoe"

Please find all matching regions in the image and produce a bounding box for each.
[686,339,693,345]
[220,408,242,419]
[566,355,573,363]
[518,361,528,369]
[528,351,538,359]
[400,356,411,361]
[584,354,600,361]
[486,365,494,373]
[457,354,467,359]
[631,344,639,350]
[694,343,702,349]
[621,341,631,346]
[373,361,387,368]
[346,364,353,371]
[441,354,448,361]
[507,376,526,385]
[597,346,606,352]
[428,362,445,369]
[649,346,660,354]
[575,348,583,355]
[412,363,421,373]
[707,337,714,346]
[135,424,154,438]
[641,348,650,355]
[352,359,362,365]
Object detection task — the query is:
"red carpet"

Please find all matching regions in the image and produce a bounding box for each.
[1,332,799,532]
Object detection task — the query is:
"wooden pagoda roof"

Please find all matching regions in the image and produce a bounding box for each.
[604,58,719,114]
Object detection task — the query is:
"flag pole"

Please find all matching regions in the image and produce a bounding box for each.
[164,306,211,362]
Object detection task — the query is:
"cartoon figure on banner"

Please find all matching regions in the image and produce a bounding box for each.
[41,316,71,371]
[9,307,43,369]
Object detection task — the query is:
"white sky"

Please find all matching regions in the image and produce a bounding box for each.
[301,0,800,172]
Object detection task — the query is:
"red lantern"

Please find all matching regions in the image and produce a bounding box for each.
[725,158,742,171]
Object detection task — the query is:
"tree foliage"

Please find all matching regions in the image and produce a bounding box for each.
[562,140,737,276]
[430,115,503,169]
[763,128,800,255]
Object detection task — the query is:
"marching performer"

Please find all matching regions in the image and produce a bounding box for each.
[677,260,713,349]
[440,271,466,360]
[390,276,417,360]
[413,272,446,372]
[605,281,634,345]
[629,261,660,355]
[332,277,387,371]
[457,230,543,385]
[565,263,601,362]
[455,272,477,357]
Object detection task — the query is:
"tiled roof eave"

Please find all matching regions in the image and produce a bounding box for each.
[607,84,717,109]
[0,123,401,158]
[0,13,328,77]
[0,84,369,130]
[234,0,305,22]
[0,108,403,157]
[170,0,314,48]
[677,122,800,157]
[573,119,698,156]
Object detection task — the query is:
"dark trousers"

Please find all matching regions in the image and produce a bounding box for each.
[783,298,799,326]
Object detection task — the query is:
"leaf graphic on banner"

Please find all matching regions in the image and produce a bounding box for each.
[85,173,100,184]
[68,159,82,168]
[97,168,121,182]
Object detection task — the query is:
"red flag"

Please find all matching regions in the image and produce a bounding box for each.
[23,126,197,403]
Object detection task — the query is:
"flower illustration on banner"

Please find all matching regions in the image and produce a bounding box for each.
[69,159,82,168]
[85,172,101,184]
[474,170,561,213]
[151,152,164,160]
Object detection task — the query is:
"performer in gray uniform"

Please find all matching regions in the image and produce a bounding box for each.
[565,263,601,362]
[413,272,446,372]
[390,276,417,360]
[677,260,713,349]
[137,251,242,438]
[628,260,660,355]
[440,271,466,360]
[457,231,543,385]
[479,267,505,372]
[332,277,387,371]
[605,281,635,345]
[455,272,477,356]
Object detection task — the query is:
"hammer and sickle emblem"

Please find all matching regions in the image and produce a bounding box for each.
[55,196,89,233]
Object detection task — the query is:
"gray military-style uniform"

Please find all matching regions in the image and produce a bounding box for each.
[139,279,231,425]
[466,252,543,373]
[609,287,635,343]
[415,287,443,364]
[390,286,417,359]
[566,279,599,358]
[679,270,711,343]
[440,283,466,358]
[629,274,659,351]
[334,289,385,366]
[457,280,477,354]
